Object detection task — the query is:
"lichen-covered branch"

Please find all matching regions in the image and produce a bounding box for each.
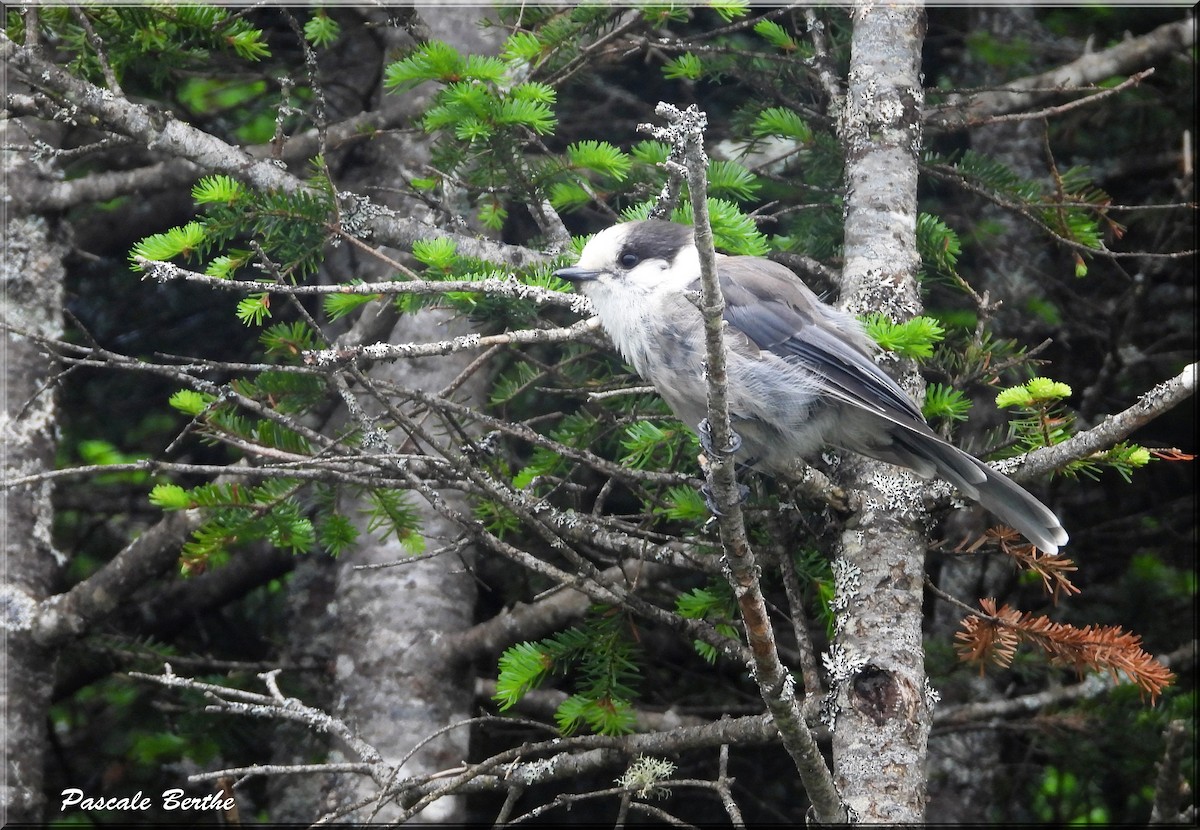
[1013,362,1197,481]
[649,101,846,825]
[0,30,545,268]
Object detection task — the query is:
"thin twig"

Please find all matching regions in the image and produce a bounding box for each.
[71,7,122,95]
[959,68,1155,127]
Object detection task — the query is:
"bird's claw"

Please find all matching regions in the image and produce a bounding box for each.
[700,480,751,516]
[698,418,743,456]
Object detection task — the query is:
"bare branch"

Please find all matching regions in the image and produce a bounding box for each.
[1150,719,1193,823]
[924,163,1195,260]
[131,666,388,776]
[135,256,591,313]
[12,158,204,212]
[804,7,843,110]
[716,744,745,827]
[70,7,121,94]
[928,16,1195,130]
[304,317,607,366]
[447,559,710,663]
[377,715,780,817]
[188,762,378,783]
[963,68,1156,127]
[31,510,201,647]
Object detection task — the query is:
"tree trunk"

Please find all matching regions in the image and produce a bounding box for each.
[830,2,931,822]
[264,8,503,822]
[1,117,68,824]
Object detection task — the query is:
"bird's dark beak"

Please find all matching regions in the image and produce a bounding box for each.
[554,266,601,283]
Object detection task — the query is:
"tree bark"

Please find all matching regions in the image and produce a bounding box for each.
[830,2,931,822]
[1,116,68,824]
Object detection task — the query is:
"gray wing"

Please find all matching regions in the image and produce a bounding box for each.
[709,256,1069,554]
[714,256,926,428]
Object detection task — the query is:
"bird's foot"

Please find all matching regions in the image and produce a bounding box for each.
[698,418,743,456]
[700,479,751,516]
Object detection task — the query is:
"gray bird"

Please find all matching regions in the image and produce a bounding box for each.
[554,219,1069,554]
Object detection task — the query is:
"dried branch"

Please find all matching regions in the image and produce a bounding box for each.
[956,598,1176,701]
[1004,544,1079,603]
[936,641,1195,729]
[953,528,1080,602]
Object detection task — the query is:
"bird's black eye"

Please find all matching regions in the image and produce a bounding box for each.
[619,252,639,268]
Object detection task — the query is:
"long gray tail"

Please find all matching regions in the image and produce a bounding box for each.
[888,430,1069,555]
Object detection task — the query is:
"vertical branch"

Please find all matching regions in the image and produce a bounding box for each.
[778,550,825,716]
[646,102,845,824]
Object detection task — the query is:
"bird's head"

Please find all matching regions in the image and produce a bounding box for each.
[554,220,700,308]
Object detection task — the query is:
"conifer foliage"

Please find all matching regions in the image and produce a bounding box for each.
[2,4,1193,825]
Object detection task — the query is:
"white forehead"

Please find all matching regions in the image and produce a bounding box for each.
[577,223,633,267]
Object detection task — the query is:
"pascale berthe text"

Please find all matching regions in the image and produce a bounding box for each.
[60,788,235,812]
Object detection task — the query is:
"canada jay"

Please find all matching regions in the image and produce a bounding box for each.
[554,220,1069,555]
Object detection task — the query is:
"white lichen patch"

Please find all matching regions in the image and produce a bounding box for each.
[513,755,559,785]
[821,643,867,685]
[863,466,923,516]
[568,294,595,316]
[336,191,395,240]
[844,267,921,320]
[829,556,861,635]
[923,677,940,710]
[616,755,677,800]
[0,584,38,632]
[819,644,867,732]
